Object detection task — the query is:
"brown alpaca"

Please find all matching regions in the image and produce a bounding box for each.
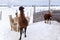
[44,11,52,24]
[18,6,28,40]
[14,11,30,32]
[18,16,30,32]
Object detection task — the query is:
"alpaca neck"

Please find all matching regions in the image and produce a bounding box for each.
[20,11,25,18]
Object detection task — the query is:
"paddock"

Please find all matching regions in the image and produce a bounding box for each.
[0,6,60,40]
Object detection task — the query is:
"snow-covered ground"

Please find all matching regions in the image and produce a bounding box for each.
[0,19,60,40]
[0,7,60,40]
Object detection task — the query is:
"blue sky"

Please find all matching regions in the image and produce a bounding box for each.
[0,0,60,6]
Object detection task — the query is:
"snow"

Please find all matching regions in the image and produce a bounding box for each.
[0,17,60,40]
[0,7,60,40]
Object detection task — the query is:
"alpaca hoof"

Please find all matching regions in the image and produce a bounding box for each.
[11,29,12,31]
[50,22,51,24]
[25,35,26,37]
[49,22,51,24]
[45,22,46,23]
[19,38,21,40]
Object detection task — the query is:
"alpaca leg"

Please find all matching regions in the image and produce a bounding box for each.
[49,20,51,24]
[19,28,23,40]
[11,28,12,31]
[50,20,51,24]
[24,28,27,37]
[18,28,20,32]
[11,25,12,31]
[50,19,51,24]
[45,20,46,23]
[47,20,48,23]
[47,20,49,24]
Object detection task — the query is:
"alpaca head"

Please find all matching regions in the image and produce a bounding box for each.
[19,6,25,16]
[19,6,24,11]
